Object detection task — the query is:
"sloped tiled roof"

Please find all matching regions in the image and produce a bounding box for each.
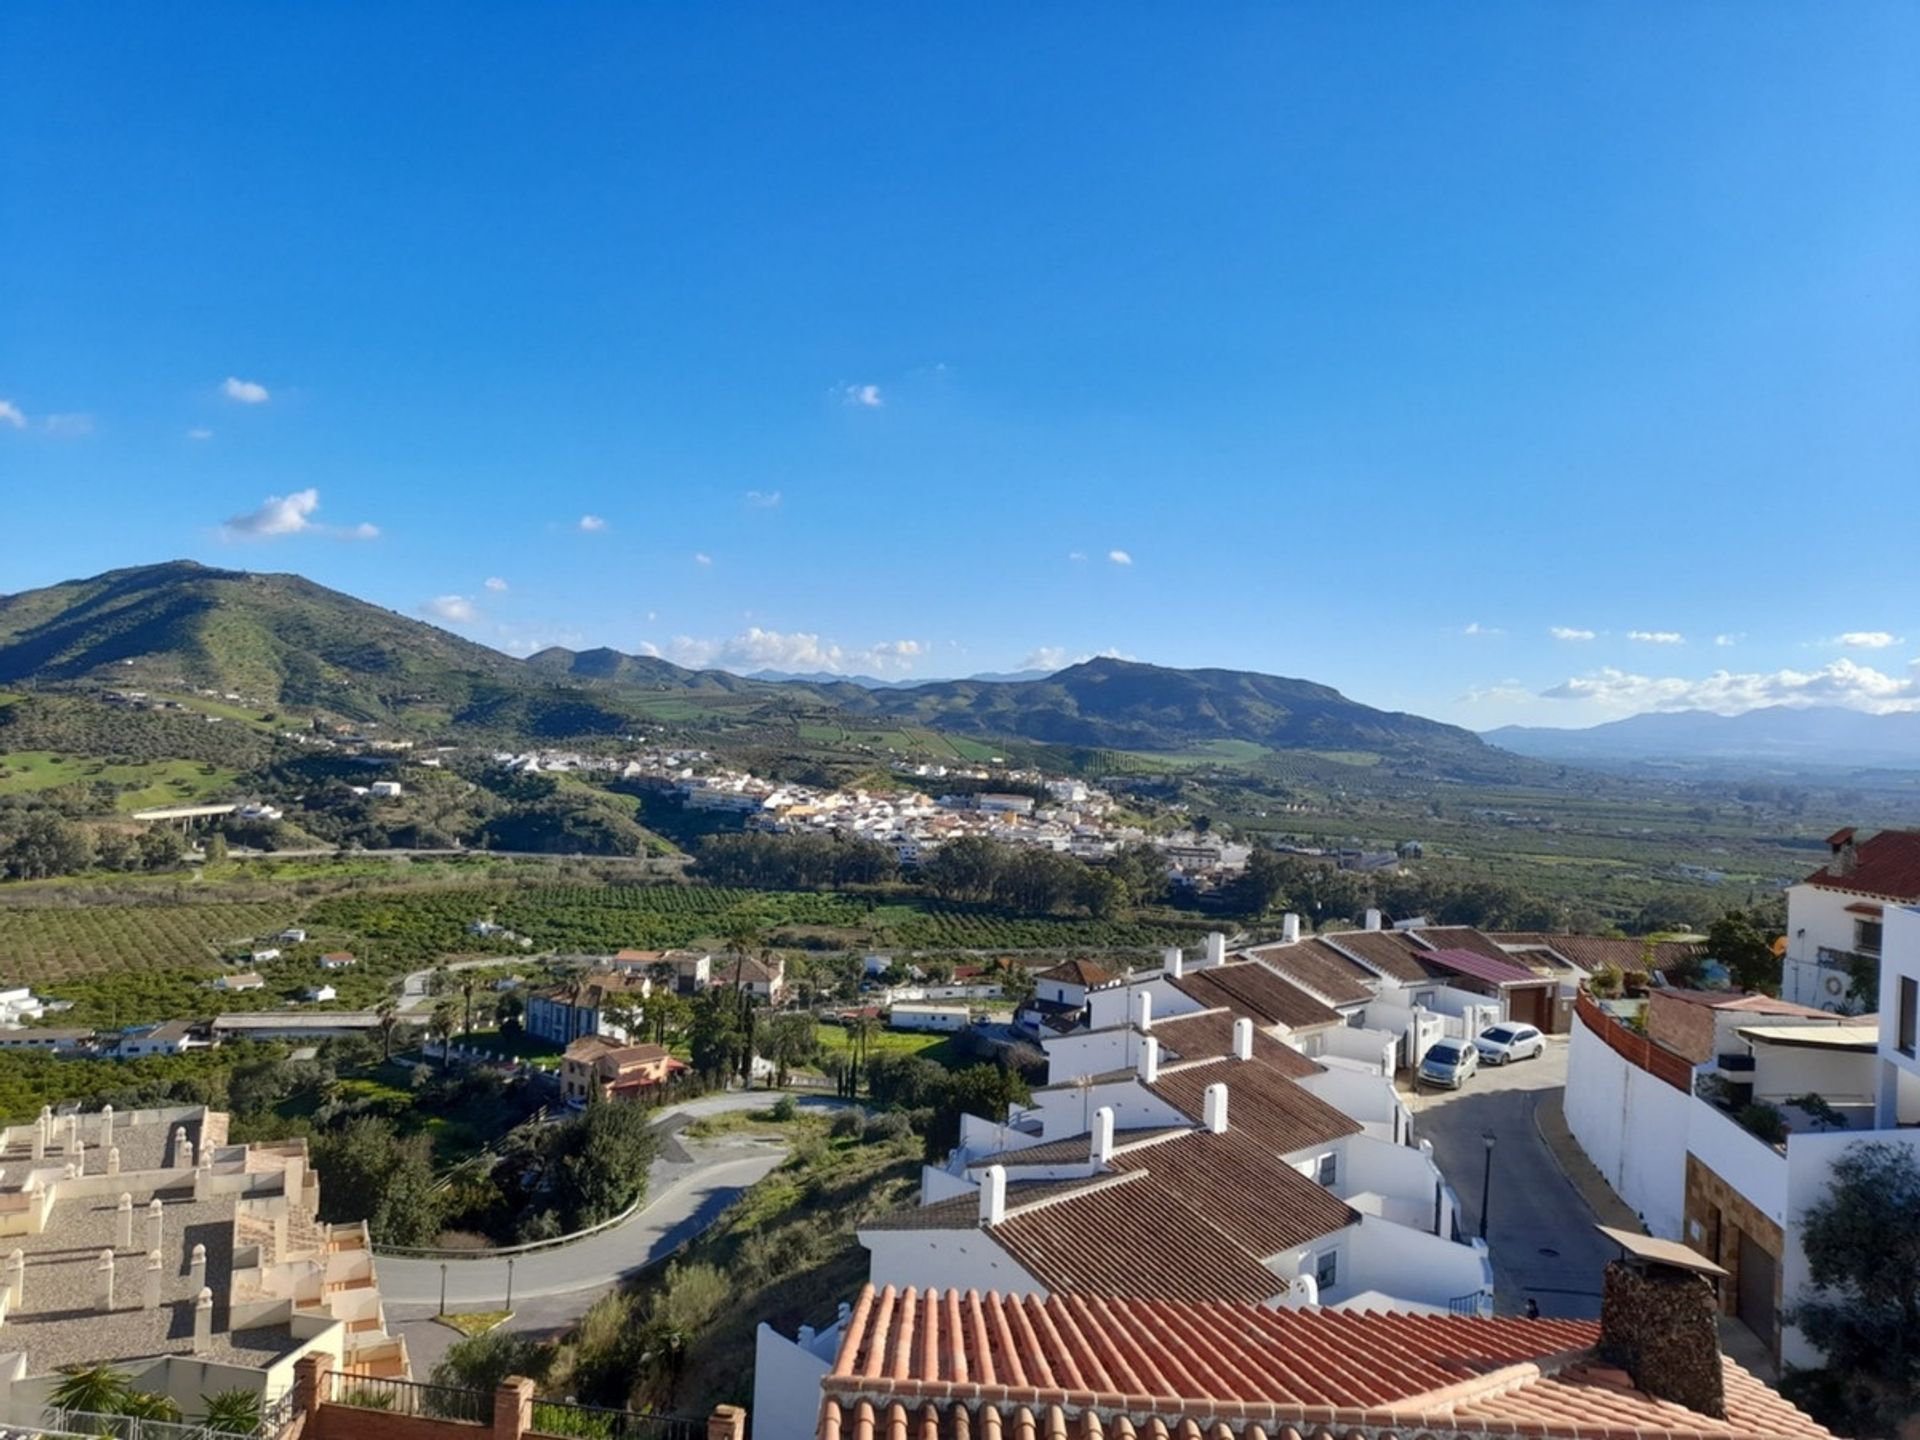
[1237,939,1379,1006]
[1317,929,1431,983]
[1651,988,1836,1018]
[821,1287,1831,1440]
[1416,947,1549,989]
[1493,932,1703,975]
[1037,958,1120,988]
[963,1128,1189,1170]
[1105,1130,1356,1257]
[1170,963,1341,1031]
[1149,1056,1360,1157]
[1149,1008,1322,1080]
[1405,926,1516,963]
[1800,828,1920,901]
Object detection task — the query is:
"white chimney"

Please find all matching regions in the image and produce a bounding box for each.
[1203,1082,1229,1135]
[117,1194,134,1249]
[1364,908,1382,932]
[1162,946,1184,978]
[143,1250,162,1310]
[1135,990,1154,1033]
[96,1250,115,1313]
[147,1199,164,1255]
[1091,1106,1115,1165]
[5,1249,23,1309]
[107,1146,120,1177]
[1138,1035,1161,1084]
[1205,933,1227,968]
[178,1139,194,1170]
[192,1286,213,1352]
[979,1164,1007,1227]
[29,1121,43,1164]
[99,1105,113,1147]
[1281,913,1301,945]
[71,1141,83,1176]
[1233,1017,1254,1062]
[189,1243,207,1288]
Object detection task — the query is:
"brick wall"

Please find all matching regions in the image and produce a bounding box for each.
[1647,992,1716,1064]
[1576,991,1695,1091]
[1684,1153,1784,1354]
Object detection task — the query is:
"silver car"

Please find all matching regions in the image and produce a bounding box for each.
[1474,1023,1546,1065]
[1419,1039,1478,1089]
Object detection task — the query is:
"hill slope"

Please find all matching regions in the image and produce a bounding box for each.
[1487,706,1920,768]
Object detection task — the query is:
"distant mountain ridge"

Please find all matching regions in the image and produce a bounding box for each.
[0,561,1492,759]
[1486,706,1920,768]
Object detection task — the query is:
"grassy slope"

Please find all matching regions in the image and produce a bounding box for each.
[0,751,240,809]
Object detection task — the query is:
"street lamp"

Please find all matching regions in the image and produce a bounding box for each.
[1479,1132,1497,1240]
[439,1262,448,1317]
[505,1256,515,1314]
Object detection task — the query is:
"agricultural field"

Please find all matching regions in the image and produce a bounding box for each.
[0,900,293,980]
[0,751,241,809]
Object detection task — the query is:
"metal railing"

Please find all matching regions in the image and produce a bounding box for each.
[37,1411,223,1440]
[1445,1291,1494,1318]
[327,1374,491,1426]
[529,1399,703,1440]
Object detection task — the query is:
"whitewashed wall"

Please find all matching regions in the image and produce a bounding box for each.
[1563,1012,1691,1238]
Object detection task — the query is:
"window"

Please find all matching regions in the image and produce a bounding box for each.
[1856,919,1885,955]
[1316,1152,1338,1188]
[1899,977,1917,1060]
[1315,1250,1338,1292]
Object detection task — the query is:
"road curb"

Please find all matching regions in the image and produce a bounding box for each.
[1530,1087,1645,1233]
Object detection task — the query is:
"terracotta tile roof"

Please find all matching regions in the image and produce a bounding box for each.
[1148,1056,1360,1157]
[1317,929,1431,983]
[1105,1130,1357,1257]
[1149,1009,1322,1080]
[1493,932,1704,975]
[1236,939,1378,1006]
[1037,959,1121,988]
[1405,926,1516,964]
[1651,988,1836,1018]
[1415,947,1549,989]
[1169,963,1341,1031]
[1799,828,1920,901]
[820,1287,1831,1440]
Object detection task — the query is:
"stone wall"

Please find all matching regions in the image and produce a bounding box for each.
[1597,1260,1726,1420]
[1684,1152,1784,1353]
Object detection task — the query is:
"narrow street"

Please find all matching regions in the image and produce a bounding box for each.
[1408,1038,1617,1318]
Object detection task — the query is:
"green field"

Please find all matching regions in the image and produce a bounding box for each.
[0,751,240,810]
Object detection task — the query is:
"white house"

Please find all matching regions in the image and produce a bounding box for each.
[212,972,265,992]
[304,984,338,1003]
[0,988,48,1029]
[318,952,358,970]
[250,947,282,965]
[1781,826,1920,1010]
[369,781,404,799]
[888,1004,969,1034]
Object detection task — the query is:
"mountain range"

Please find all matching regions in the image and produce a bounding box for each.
[1486,706,1920,769]
[0,560,1490,759]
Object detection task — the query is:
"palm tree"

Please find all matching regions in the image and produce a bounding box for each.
[50,1363,133,1415]
[199,1388,263,1435]
[121,1391,184,1423]
[428,1000,458,1069]
[460,974,477,1036]
[376,998,399,1063]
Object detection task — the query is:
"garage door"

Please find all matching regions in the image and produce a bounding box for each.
[1737,1231,1777,1348]
[1509,986,1549,1029]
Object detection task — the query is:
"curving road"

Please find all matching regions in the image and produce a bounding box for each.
[383,1091,842,1373]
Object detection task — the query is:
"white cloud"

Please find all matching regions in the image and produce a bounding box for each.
[1460,622,1504,637]
[1540,659,1919,716]
[1833,631,1902,649]
[484,577,509,593]
[1107,550,1133,566]
[421,595,480,624]
[186,427,215,441]
[1549,627,1596,642]
[577,515,607,532]
[1627,630,1686,645]
[841,383,884,408]
[693,552,713,567]
[43,413,92,436]
[745,490,782,509]
[0,400,24,429]
[1021,647,1069,672]
[1714,633,1742,648]
[222,377,270,405]
[219,488,379,542]
[650,627,926,677]
[1067,551,1087,563]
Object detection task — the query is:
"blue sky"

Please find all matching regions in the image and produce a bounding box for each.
[3,4,1916,728]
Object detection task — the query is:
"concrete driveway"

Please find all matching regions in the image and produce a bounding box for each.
[384,1091,841,1374]
[1407,1037,1617,1319]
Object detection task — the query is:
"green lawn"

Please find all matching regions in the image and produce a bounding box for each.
[814,1023,963,1067]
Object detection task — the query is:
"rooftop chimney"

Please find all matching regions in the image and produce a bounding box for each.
[1091,1106,1115,1165]
[1137,1034,1161,1084]
[96,1250,115,1313]
[1205,933,1227,968]
[1281,913,1301,945]
[1598,1257,1726,1419]
[147,1199,163,1255]
[117,1194,133,1249]
[143,1250,162,1311]
[192,1286,213,1353]
[1135,990,1153,1033]
[1203,1082,1229,1135]
[979,1164,1007,1227]
[1163,946,1184,978]
[1233,1017,1254,1062]
[1364,908,1383,932]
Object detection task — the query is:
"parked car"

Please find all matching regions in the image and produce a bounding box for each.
[1474,1022,1546,1065]
[1418,1039,1478,1089]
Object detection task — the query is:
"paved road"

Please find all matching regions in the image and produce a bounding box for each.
[382,1091,841,1374]
[397,954,538,1014]
[1408,1037,1616,1319]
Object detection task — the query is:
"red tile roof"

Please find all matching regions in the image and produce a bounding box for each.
[821,1287,1830,1440]
[1237,939,1378,1006]
[1406,926,1516,964]
[1651,988,1836,1018]
[1038,959,1121,989]
[1492,932,1704,976]
[1416,946,1550,989]
[1148,1008,1322,1080]
[1170,963,1341,1032]
[1148,1056,1360,1157]
[1800,828,1920,901]
[1317,929,1431,983]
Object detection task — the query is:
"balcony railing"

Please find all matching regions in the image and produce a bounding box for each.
[327,1374,490,1426]
[530,1398,704,1440]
